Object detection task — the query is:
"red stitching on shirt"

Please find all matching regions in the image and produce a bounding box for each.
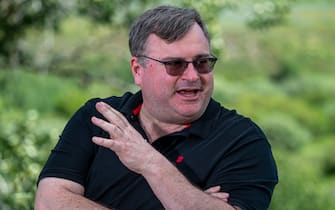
[132,104,142,116]
[176,155,184,163]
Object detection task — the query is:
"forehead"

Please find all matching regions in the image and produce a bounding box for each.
[145,24,210,58]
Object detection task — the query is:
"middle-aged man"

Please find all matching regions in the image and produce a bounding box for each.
[35,5,278,210]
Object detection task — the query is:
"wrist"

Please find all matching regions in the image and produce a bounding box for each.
[140,151,167,177]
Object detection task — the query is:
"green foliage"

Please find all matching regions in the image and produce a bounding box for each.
[322,140,335,176]
[260,113,312,151]
[247,1,291,29]
[0,70,128,118]
[215,78,329,137]
[0,70,77,114]
[77,0,158,26]
[0,0,66,65]
[0,110,60,210]
[282,74,335,107]
[220,2,335,82]
[269,150,335,210]
[54,88,90,117]
[20,16,135,85]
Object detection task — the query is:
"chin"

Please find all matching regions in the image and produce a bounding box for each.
[177,107,204,120]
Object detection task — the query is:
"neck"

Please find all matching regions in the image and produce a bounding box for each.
[138,108,188,143]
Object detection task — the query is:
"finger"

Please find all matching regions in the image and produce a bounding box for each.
[210,192,229,200]
[95,102,129,128]
[205,185,221,193]
[92,136,121,151]
[91,116,123,138]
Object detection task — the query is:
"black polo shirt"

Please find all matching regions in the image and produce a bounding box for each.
[38,91,278,210]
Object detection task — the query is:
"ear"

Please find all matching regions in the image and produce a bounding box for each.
[131,56,144,86]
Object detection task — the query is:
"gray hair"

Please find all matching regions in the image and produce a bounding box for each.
[128,5,211,56]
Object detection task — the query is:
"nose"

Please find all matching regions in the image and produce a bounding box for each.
[181,62,200,81]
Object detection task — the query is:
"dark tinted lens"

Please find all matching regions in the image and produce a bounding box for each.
[165,60,187,76]
[162,57,217,76]
[194,58,216,73]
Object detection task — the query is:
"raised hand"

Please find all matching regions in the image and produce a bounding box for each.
[91,101,158,174]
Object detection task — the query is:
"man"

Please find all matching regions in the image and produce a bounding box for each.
[35,5,278,210]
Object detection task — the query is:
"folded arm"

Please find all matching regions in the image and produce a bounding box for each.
[140,149,240,210]
[91,102,241,210]
[35,177,230,210]
[35,178,110,210]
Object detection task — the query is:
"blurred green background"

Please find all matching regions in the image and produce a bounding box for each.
[0,0,334,209]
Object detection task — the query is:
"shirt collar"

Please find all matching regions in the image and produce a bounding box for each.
[187,99,221,139]
[120,91,221,139]
[119,91,143,116]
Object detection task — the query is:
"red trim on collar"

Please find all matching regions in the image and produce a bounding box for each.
[132,104,142,116]
[132,104,192,128]
[176,155,184,163]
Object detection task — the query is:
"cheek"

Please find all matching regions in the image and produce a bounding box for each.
[207,76,214,90]
[147,68,175,86]
[138,63,179,95]
[141,72,173,94]
[199,74,214,88]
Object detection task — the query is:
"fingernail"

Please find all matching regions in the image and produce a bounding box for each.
[96,101,106,109]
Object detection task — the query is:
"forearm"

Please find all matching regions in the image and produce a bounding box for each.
[35,178,111,210]
[35,193,109,210]
[91,102,239,209]
[142,154,238,210]
[35,192,110,210]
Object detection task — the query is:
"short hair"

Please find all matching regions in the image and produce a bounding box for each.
[129,5,211,56]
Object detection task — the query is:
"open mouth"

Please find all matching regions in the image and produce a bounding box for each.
[177,89,199,96]
[176,88,202,98]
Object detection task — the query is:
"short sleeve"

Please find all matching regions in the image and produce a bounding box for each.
[205,121,278,210]
[37,99,101,186]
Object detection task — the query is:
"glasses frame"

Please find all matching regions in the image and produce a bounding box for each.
[136,55,218,76]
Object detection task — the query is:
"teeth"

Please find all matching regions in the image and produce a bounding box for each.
[179,90,197,96]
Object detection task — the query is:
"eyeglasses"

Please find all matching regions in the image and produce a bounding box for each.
[137,55,218,76]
